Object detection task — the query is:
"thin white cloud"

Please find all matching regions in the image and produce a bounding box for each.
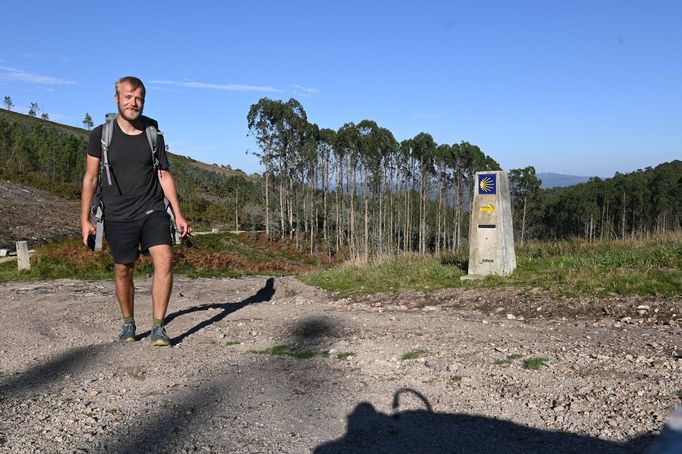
[151,79,280,93]
[149,85,182,94]
[292,84,320,98]
[0,65,77,85]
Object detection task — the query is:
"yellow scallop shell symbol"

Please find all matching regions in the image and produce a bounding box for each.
[479,177,493,192]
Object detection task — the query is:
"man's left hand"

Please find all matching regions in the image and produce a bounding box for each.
[176,215,192,238]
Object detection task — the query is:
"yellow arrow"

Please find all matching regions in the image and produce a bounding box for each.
[479,204,495,214]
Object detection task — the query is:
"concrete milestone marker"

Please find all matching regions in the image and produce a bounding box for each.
[462,171,516,279]
[16,240,30,271]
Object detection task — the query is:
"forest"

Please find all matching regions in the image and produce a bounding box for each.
[1,103,680,261]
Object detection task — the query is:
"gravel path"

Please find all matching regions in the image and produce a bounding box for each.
[1,276,680,453]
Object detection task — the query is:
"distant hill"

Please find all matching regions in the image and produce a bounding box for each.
[0,108,262,234]
[537,172,591,189]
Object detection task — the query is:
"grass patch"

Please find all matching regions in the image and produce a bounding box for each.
[337,351,357,360]
[5,230,681,300]
[494,353,524,365]
[523,357,549,370]
[677,390,682,401]
[224,341,240,347]
[248,345,289,356]
[400,348,430,361]
[0,232,316,282]
[450,374,462,382]
[300,233,682,297]
[300,253,465,296]
[247,344,328,359]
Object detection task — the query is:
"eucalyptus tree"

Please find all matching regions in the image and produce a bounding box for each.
[281,99,309,243]
[375,127,400,253]
[576,179,602,241]
[449,142,466,249]
[318,128,336,257]
[612,172,633,238]
[354,121,398,258]
[3,96,13,111]
[248,98,308,241]
[650,163,678,234]
[433,143,452,253]
[398,139,416,251]
[356,119,383,261]
[330,126,347,254]
[631,169,653,236]
[508,166,542,245]
[410,132,437,254]
[335,122,361,259]
[299,122,320,253]
[597,176,618,240]
[248,98,281,239]
[376,127,399,255]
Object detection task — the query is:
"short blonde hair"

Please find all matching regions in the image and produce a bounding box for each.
[115,76,146,98]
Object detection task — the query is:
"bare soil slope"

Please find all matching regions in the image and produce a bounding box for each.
[0,179,80,250]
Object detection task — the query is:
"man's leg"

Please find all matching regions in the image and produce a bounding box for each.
[148,244,173,321]
[114,262,136,318]
[114,262,137,342]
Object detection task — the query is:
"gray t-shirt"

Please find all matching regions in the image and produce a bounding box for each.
[87,119,170,221]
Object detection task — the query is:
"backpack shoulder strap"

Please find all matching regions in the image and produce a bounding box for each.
[141,115,160,171]
[100,119,115,186]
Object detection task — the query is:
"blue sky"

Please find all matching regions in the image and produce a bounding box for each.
[1,1,680,178]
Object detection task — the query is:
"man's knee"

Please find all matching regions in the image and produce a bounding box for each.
[114,263,134,280]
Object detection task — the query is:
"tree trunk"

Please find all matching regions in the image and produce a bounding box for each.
[265,171,270,240]
[520,196,527,245]
[279,179,285,240]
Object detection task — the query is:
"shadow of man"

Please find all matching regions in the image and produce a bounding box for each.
[157,277,276,345]
[314,388,651,454]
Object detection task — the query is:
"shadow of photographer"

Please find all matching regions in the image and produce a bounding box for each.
[314,387,652,454]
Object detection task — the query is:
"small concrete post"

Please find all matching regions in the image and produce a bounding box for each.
[462,171,516,279]
[16,241,30,271]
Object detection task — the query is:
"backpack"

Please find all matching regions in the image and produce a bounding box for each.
[90,114,181,251]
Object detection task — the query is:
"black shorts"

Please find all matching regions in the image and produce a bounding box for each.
[105,211,172,264]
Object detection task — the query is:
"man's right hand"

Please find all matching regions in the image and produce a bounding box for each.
[81,222,96,246]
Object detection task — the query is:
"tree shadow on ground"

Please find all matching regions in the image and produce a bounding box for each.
[141,277,276,345]
[314,388,653,454]
[0,278,276,397]
[0,343,111,397]
[288,314,344,344]
[99,314,349,453]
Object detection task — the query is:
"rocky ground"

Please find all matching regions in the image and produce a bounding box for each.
[1,276,680,453]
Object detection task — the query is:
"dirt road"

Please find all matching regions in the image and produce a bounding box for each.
[1,276,680,453]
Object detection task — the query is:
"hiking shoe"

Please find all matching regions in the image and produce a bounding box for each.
[150,325,171,346]
[117,322,136,343]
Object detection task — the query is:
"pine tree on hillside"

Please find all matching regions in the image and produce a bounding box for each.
[83,113,93,130]
[28,102,39,117]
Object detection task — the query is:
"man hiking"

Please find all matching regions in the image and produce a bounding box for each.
[80,76,191,346]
